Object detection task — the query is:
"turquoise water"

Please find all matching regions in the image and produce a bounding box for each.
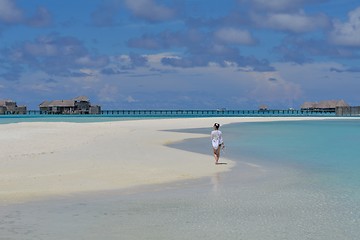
[0,115,138,124]
[167,119,360,239]
[224,120,360,191]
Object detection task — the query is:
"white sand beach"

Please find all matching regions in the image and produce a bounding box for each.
[0,117,329,204]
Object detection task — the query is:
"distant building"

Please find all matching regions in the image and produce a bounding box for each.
[301,100,349,112]
[0,100,27,115]
[39,96,101,114]
[259,105,268,111]
[336,106,360,116]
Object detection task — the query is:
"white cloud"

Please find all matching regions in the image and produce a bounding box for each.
[124,0,175,22]
[24,41,58,56]
[0,0,23,23]
[244,0,311,12]
[75,55,108,68]
[272,61,360,106]
[248,71,302,107]
[126,96,138,103]
[252,12,329,33]
[98,84,119,102]
[330,7,360,47]
[30,83,53,92]
[214,28,256,45]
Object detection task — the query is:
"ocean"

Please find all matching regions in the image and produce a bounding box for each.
[0,115,136,124]
[225,120,360,184]
[156,119,360,239]
[1,118,359,239]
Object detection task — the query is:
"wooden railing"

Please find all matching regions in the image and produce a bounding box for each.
[14,109,337,117]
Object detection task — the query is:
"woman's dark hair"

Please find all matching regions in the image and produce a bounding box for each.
[214,123,220,129]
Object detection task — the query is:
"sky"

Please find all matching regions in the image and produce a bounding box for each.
[0,0,360,110]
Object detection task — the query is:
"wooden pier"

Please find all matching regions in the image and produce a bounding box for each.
[17,109,337,117]
[335,106,360,116]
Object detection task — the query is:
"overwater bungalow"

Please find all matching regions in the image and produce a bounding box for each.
[0,99,27,114]
[259,105,268,111]
[301,99,349,112]
[39,96,101,114]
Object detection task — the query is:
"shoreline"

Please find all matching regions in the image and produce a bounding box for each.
[0,117,347,204]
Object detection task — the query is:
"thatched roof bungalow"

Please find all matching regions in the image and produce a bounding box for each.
[39,96,100,114]
[0,99,26,114]
[301,102,315,110]
[259,105,268,110]
[301,100,349,111]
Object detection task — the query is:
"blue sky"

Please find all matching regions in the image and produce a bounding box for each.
[0,0,360,110]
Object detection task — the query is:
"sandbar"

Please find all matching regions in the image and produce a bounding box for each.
[0,117,332,204]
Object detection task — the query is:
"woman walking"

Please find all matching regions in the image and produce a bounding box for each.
[211,123,224,164]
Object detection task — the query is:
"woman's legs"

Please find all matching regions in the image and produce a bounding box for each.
[213,147,221,164]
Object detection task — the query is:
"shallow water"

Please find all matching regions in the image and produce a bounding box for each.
[1,119,360,239]
[0,115,138,124]
[224,120,360,195]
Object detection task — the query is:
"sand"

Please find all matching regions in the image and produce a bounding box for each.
[0,117,330,204]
